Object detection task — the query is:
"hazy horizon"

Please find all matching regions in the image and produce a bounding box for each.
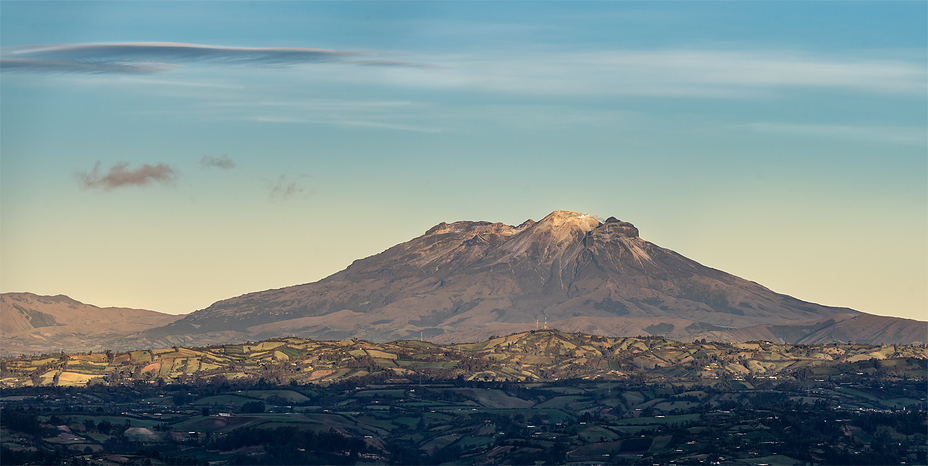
[1,2,925,322]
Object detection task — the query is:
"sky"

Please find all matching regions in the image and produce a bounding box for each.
[1,1,926,322]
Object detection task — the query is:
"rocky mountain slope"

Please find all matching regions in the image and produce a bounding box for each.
[0,293,182,355]
[139,211,924,347]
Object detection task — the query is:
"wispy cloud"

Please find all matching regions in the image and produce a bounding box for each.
[77,162,177,190]
[0,42,425,74]
[1,58,173,73]
[219,99,444,133]
[200,154,235,169]
[582,50,925,94]
[350,60,442,69]
[77,76,245,89]
[367,49,926,97]
[5,43,922,98]
[250,115,442,133]
[268,174,310,200]
[733,122,928,145]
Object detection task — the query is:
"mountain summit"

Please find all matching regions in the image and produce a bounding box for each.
[140,210,922,347]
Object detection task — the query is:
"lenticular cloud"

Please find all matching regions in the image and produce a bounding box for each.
[0,42,368,74]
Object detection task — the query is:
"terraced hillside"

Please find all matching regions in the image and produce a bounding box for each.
[2,330,926,388]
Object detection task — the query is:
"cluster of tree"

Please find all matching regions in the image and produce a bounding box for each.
[240,400,266,413]
[0,447,65,465]
[1,407,54,437]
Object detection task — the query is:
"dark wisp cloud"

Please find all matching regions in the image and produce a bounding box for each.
[77,162,177,190]
[0,58,171,73]
[200,154,235,169]
[269,174,310,200]
[0,42,423,74]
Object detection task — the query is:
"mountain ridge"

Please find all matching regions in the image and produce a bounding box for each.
[0,292,182,355]
[141,210,921,347]
[4,210,923,354]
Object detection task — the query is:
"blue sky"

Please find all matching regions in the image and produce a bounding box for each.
[1,1,926,321]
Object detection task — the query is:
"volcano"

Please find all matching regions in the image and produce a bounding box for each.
[138,211,924,347]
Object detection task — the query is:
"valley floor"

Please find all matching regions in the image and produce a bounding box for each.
[1,373,925,465]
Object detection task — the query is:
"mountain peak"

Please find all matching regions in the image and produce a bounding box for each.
[143,209,912,348]
[424,220,523,237]
[423,211,601,238]
[533,210,601,235]
[600,216,639,237]
[539,210,599,225]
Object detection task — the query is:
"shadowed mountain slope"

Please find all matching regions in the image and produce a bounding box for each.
[140,211,921,347]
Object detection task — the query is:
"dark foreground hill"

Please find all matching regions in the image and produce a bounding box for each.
[141,210,924,347]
